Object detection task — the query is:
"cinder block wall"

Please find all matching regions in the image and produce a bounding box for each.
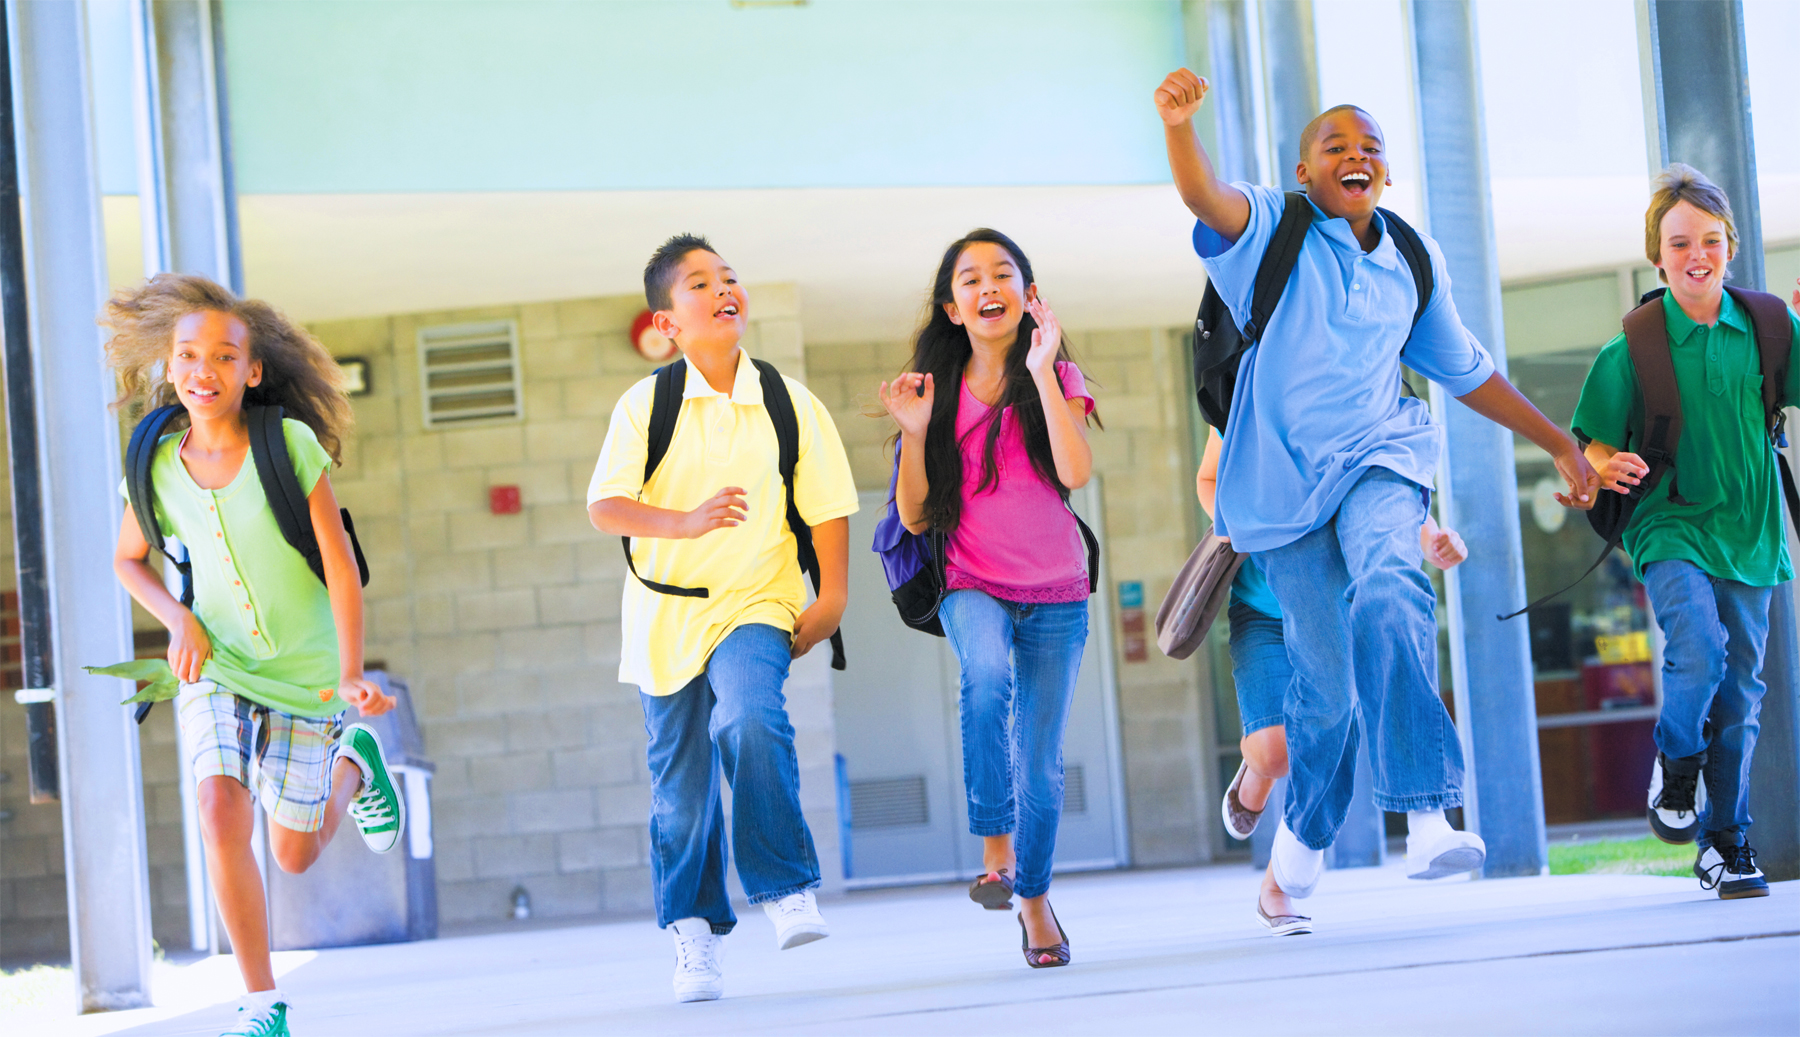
[308,284,840,927]
[804,327,1218,867]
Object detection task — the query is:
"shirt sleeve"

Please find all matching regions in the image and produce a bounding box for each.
[1192,183,1283,330]
[280,419,334,496]
[789,378,860,527]
[586,376,656,505]
[1055,361,1096,415]
[1570,333,1639,449]
[1397,234,1497,396]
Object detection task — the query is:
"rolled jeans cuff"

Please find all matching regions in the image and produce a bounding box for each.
[746,877,820,906]
[1376,790,1463,813]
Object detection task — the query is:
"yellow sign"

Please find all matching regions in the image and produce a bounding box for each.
[1594,631,1651,665]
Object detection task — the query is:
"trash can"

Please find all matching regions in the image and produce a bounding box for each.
[267,671,437,949]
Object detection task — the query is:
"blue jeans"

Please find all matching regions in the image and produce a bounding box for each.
[640,623,819,934]
[1642,559,1772,845]
[1227,598,1290,737]
[1257,467,1462,850]
[939,590,1087,899]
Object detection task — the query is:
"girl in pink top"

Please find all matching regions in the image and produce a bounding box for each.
[879,228,1100,970]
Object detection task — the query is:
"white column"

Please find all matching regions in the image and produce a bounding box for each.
[7,0,152,1010]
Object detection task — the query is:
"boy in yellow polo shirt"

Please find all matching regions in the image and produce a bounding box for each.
[587,234,857,1003]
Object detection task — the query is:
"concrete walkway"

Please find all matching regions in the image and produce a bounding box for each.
[14,860,1798,1036]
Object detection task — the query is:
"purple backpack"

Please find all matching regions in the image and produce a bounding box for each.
[871,440,949,636]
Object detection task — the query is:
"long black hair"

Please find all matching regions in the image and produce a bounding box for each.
[904,228,1098,533]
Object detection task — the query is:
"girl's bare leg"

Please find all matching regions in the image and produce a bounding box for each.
[267,758,363,874]
[196,776,276,993]
[1237,725,1290,813]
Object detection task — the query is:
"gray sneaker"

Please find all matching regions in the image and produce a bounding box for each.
[338,723,405,854]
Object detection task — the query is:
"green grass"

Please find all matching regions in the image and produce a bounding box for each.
[1549,834,1694,877]
[0,964,71,1013]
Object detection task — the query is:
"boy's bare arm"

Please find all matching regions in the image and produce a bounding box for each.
[1582,438,1648,494]
[1455,373,1599,509]
[589,488,747,539]
[1156,68,1250,242]
[1196,426,1222,521]
[792,516,848,660]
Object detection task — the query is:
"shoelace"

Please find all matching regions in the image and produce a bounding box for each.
[223,1003,286,1037]
[1656,768,1699,813]
[1698,844,1759,889]
[770,896,812,919]
[349,789,395,828]
[675,934,719,975]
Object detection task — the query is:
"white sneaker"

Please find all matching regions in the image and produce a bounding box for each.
[1270,820,1325,899]
[1405,827,1486,879]
[670,917,723,1003]
[1648,752,1703,845]
[763,890,830,949]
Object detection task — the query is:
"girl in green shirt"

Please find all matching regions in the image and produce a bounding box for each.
[105,274,404,1037]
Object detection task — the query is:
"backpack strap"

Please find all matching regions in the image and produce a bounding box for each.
[246,406,371,589]
[125,404,194,609]
[621,360,708,599]
[1239,191,1313,343]
[1621,297,1694,506]
[1724,287,1794,437]
[1379,208,1435,333]
[755,359,846,671]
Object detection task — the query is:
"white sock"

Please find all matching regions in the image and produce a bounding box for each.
[245,988,285,1011]
[1407,809,1452,844]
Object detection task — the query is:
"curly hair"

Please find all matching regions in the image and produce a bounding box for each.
[101,273,353,463]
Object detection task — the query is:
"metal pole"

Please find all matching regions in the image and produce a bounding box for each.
[1250,0,1385,869]
[131,0,245,952]
[1203,0,1263,186]
[0,0,52,808]
[1639,0,1797,881]
[6,0,153,1010]
[1409,0,1548,878]
[1257,0,1316,194]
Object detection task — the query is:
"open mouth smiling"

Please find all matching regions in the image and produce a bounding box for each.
[714,303,739,318]
[978,301,1006,319]
[1339,171,1372,194]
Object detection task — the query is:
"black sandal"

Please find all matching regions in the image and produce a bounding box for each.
[969,869,1014,910]
[1019,903,1069,968]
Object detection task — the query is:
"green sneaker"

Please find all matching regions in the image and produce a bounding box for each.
[339,723,405,854]
[221,999,290,1036]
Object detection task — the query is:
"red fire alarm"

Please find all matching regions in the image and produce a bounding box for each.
[630,309,680,363]
[489,485,522,515]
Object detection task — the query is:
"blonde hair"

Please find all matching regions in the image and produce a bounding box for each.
[102,273,352,463]
[1646,163,1738,283]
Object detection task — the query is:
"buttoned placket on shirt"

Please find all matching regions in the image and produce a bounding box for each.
[179,430,276,659]
[1314,207,1404,324]
[681,352,765,466]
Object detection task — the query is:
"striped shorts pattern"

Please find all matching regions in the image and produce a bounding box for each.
[177,680,345,833]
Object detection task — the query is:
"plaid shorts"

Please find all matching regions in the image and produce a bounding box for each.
[177,680,345,833]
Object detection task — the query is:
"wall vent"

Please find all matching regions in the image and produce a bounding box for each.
[417,320,523,429]
[848,776,929,829]
[1062,764,1087,815]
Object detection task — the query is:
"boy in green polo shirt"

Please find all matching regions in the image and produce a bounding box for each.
[1572,165,1800,900]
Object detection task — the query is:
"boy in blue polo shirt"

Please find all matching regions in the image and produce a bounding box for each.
[1572,166,1800,900]
[1155,69,1600,916]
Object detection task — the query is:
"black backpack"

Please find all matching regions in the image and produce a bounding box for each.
[1500,286,1799,620]
[620,357,845,671]
[1192,191,1435,430]
[125,404,370,721]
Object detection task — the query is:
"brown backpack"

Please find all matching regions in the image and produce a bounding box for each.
[1501,286,1797,620]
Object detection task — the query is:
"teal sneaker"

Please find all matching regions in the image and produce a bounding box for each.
[222,999,290,1036]
[339,723,406,854]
